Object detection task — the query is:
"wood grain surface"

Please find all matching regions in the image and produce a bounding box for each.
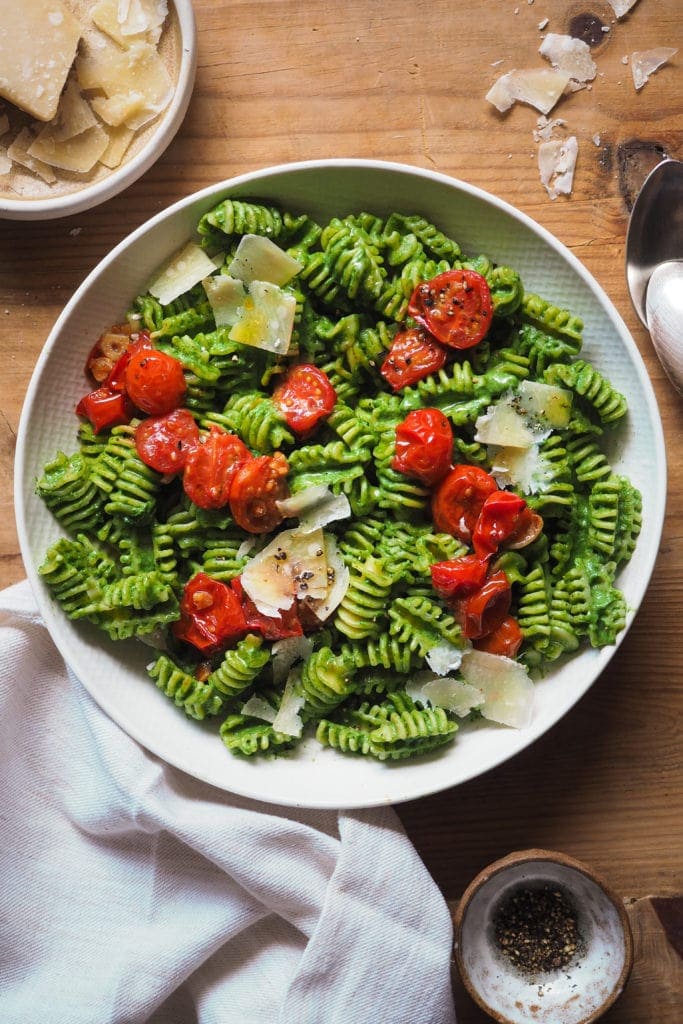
[0,2,681,1020]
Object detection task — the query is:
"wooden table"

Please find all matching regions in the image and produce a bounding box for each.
[1,1,681,1018]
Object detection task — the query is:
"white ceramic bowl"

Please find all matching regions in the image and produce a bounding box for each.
[15,159,667,808]
[0,0,197,221]
[453,849,634,1024]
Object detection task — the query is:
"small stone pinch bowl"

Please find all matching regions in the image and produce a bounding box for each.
[453,849,634,1024]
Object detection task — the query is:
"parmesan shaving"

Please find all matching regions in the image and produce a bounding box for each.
[630,48,678,91]
[486,68,571,115]
[240,695,277,724]
[425,641,466,676]
[228,281,296,356]
[305,534,350,622]
[271,668,305,738]
[277,485,352,532]
[460,650,535,729]
[406,672,484,718]
[202,274,247,327]
[228,234,303,287]
[28,122,110,173]
[7,128,56,183]
[538,135,578,199]
[533,115,567,143]
[148,243,218,307]
[271,635,314,685]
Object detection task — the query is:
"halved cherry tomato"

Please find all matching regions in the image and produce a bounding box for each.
[182,426,253,510]
[134,409,200,475]
[104,332,152,393]
[392,408,453,486]
[172,572,248,654]
[456,570,511,640]
[408,269,493,350]
[75,387,134,433]
[380,327,447,391]
[431,464,498,542]
[230,577,303,640]
[473,615,523,658]
[472,490,528,558]
[124,345,187,415]
[430,554,490,600]
[272,364,337,436]
[229,452,290,534]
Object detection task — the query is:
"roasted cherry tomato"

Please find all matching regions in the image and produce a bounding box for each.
[408,269,493,350]
[272,364,337,436]
[472,490,528,558]
[473,615,523,658]
[431,464,498,543]
[230,577,303,640]
[182,426,252,510]
[430,554,490,600]
[392,408,453,486]
[75,387,134,433]
[172,572,248,654]
[380,327,447,391]
[124,345,187,415]
[229,452,290,534]
[456,570,512,640]
[134,408,200,475]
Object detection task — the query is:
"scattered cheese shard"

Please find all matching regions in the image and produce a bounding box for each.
[99,124,136,169]
[148,243,218,306]
[460,650,535,729]
[229,281,297,355]
[239,695,277,723]
[304,534,349,622]
[28,122,110,172]
[538,135,579,199]
[630,48,678,91]
[271,635,314,685]
[6,128,56,183]
[475,400,540,449]
[539,33,597,84]
[271,669,305,738]
[490,444,553,495]
[533,115,567,142]
[277,485,351,533]
[486,68,572,115]
[228,234,303,287]
[517,380,573,428]
[0,147,11,176]
[0,1,83,122]
[607,0,639,17]
[202,274,247,327]
[425,642,467,677]
[241,527,330,616]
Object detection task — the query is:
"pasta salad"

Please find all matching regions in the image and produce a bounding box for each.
[36,199,642,762]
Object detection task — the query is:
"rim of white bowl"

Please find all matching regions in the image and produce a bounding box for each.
[14,160,668,808]
[0,0,197,221]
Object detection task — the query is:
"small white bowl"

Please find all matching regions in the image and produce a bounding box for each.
[0,0,196,221]
[454,849,634,1024]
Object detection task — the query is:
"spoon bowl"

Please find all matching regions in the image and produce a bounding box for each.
[626,158,683,326]
[645,260,683,395]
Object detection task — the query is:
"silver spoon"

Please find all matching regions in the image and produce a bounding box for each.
[626,158,683,394]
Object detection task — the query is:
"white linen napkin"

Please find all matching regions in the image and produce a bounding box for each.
[0,580,457,1024]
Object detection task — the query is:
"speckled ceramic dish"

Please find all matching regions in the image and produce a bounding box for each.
[454,849,634,1024]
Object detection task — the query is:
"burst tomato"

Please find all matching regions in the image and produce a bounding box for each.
[229,452,290,534]
[230,577,303,640]
[172,572,248,654]
[75,387,134,433]
[272,364,337,436]
[473,615,523,658]
[456,570,512,640]
[472,490,529,558]
[430,554,490,600]
[431,464,498,542]
[124,345,187,415]
[134,409,200,475]
[380,327,447,391]
[182,426,253,510]
[392,408,453,486]
[408,269,493,350]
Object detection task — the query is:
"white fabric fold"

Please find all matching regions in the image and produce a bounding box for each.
[0,580,456,1024]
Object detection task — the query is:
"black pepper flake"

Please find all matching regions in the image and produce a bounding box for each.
[492,884,584,976]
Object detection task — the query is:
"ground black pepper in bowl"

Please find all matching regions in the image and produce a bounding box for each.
[492,883,585,974]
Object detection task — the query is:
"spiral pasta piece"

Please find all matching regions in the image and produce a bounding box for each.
[148,654,224,720]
